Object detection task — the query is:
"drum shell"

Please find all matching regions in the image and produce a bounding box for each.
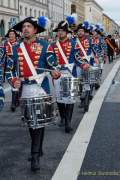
[54,76,80,104]
[60,77,80,98]
[21,96,56,129]
[81,69,101,84]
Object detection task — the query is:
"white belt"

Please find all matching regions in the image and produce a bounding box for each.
[20,73,49,82]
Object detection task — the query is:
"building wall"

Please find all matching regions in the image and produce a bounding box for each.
[19,0,48,20]
[103,14,110,33]
[0,0,19,35]
[71,0,85,22]
[103,14,119,35]
[85,0,103,24]
[64,0,72,19]
[48,0,64,27]
[0,0,119,36]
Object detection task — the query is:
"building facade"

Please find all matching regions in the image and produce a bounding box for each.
[0,0,119,36]
[48,0,64,28]
[0,0,19,35]
[103,13,119,35]
[71,0,85,22]
[63,0,72,19]
[103,13,111,34]
[85,0,103,24]
[19,0,48,21]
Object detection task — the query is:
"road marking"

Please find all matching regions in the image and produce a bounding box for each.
[51,61,120,180]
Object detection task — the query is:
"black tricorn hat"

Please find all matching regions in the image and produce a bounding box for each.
[75,23,87,33]
[107,34,112,39]
[53,21,72,33]
[12,17,45,34]
[5,29,20,38]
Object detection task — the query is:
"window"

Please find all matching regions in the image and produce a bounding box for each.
[25,7,27,16]
[34,9,36,17]
[30,8,32,16]
[71,4,76,14]
[14,0,17,9]
[20,5,23,15]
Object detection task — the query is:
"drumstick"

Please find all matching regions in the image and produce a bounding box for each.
[37,67,58,72]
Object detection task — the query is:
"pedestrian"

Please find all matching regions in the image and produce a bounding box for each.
[52,20,88,133]
[6,16,60,172]
[105,35,116,63]
[0,47,5,111]
[4,29,20,112]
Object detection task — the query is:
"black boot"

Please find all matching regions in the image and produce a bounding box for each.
[95,83,100,90]
[28,128,44,165]
[57,103,65,127]
[31,154,40,172]
[11,91,18,112]
[39,128,45,157]
[65,104,74,133]
[28,128,44,162]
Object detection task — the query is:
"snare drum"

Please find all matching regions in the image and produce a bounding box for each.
[21,95,56,129]
[60,76,80,98]
[81,68,101,84]
[54,76,80,104]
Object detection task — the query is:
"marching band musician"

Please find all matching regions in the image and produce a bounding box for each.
[95,25,107,66]
[0,47,5,111]
[6,16,60,172]
[75,22,94,66]
[4,29,20,112]
[52,20,89,133]
[91,24,105,89]
[75,22,95,104]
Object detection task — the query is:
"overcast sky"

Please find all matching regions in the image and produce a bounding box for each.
[96,0,120,24]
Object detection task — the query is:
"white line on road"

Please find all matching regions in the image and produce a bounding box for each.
[51,61,120,180]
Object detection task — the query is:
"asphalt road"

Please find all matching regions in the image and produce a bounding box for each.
[77,62,120,180]
[0,58,119,180]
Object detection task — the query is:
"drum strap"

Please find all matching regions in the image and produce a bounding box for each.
[56,40,73,74]
[77,38,90,62]
[20,42,46,93]
[8,42,12,52]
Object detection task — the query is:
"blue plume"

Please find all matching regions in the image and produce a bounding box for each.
[38,16,47,28]
[90,25,93,31]
[66,16,75,25]
[96,24,100,31]
[83,21,89,29]
[100,28,104,32]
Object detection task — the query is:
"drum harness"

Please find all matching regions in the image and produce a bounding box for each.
[56,40,74,76]
[76,38,91,63]
[20,42,49,95]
